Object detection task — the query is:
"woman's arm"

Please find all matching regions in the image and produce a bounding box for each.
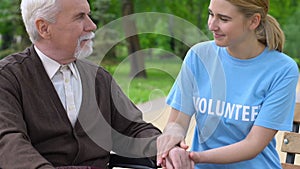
[190,125,277,164]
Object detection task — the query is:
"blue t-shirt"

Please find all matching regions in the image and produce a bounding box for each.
[166,41,299,169]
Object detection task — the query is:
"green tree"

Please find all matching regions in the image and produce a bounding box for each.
[283,2,300,66]
[134,0,210,59]
[122,0,147,78]
[89,0,117,26]
[268,0,300,66]
[0,0,28,50]
[2,0,299,66]
[269,0,298,26]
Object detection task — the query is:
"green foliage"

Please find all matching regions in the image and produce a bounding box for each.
[0,0,24,36]
[134,0,210,59]
[89,0,210,61]
[269,0,298,26]
[0,1,18,32]
[89,0,117,26]
[4,0,297,61]
[135,0,210,31]
[1,1,300,105]
[282,2,300,66]
[0,0,29,51]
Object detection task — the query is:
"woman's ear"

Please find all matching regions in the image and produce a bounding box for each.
[35,19,51,39]
[249,13,261,30]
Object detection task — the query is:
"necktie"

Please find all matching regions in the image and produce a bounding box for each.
[60,65,77,126]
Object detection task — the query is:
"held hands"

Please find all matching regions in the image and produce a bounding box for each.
[157,122,195,168]
[163,146,195,169]
[156,122,186,166]
[157,131,197,169]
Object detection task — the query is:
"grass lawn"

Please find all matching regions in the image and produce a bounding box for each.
[97,56,182,104]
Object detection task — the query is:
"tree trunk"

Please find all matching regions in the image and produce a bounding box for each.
[122,0,147,78]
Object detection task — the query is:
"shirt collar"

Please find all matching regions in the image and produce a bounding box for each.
[67,62,79,79]
[34,46,79,79]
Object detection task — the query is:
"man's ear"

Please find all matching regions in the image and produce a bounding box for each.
[249,13,261,30]
[35,19,51,39]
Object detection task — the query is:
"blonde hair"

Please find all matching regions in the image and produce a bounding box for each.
[226,0,285,52]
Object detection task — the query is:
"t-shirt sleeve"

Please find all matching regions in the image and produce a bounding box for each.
[254,63,299,131]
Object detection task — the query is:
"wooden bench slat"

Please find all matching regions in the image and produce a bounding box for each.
[281,132,300,154]
[282,163,300,169]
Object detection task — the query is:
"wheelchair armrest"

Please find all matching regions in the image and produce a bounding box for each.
[108,154,159,169]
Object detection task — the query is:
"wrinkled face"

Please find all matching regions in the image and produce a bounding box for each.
[208,0,253,48]
[49,0,97,61]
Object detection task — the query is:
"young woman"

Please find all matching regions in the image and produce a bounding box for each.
[157,0,299,168]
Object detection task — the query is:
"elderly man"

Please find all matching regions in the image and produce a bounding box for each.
[0,0,161,168]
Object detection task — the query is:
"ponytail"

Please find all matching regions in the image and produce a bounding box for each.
[256,14,285,52]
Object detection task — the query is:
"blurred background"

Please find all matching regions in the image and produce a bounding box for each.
[0,0,299,104]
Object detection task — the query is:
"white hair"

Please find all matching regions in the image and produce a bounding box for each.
[20,0,60,43]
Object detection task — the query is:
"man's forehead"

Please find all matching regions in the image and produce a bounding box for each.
[57,0,90,15]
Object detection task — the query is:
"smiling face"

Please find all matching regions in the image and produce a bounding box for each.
[208,0,256,49]
[44,0,97,64]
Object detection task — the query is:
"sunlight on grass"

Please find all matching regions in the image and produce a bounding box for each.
[101,57,182,104]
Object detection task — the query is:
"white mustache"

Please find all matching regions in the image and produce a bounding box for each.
[79,32,95,42]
